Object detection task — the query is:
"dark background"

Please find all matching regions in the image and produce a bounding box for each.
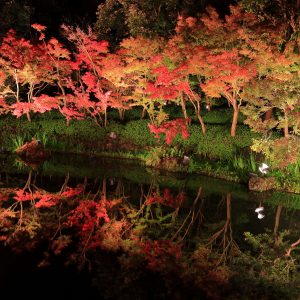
[0,0,235,38]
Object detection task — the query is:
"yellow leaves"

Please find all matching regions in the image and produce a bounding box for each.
[19,64,38,84]
[120,36,162,59]
[239,48,252,57]
[270,72,293,82]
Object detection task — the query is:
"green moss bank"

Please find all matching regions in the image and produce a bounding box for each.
[0,110,298,194]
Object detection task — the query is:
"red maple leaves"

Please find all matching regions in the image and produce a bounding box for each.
[148,118,190,145]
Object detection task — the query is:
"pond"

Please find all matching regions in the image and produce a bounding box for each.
[0,153,299,299]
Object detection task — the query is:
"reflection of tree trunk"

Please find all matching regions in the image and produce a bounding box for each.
[101,178,107,200]
[286,238,300,257]
[115,179,124,198]
[23,170,32,192]
[60,173,70,194]
[172,186,202,241]
[206,192,240,265]
[83,176,88,194]
[274,205,282,245]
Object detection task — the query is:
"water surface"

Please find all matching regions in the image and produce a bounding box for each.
[0,154,299,299]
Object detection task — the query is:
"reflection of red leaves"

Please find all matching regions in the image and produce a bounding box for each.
[67,199,110,231]
[35,186,83,208]
[35,194,59,208]
[51,235,71,255]
[145,188,185,208]
[31,24,46,32]
[139,240,182,270]
[61,186,83,198]
[0,194,9,202]
[0,236,8,241]
[13,189,32,202]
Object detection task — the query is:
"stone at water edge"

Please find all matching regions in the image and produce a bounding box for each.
[248,176,276,192]
[15,138,50,160]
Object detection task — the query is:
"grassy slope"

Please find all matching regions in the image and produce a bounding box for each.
[0,107,298,192]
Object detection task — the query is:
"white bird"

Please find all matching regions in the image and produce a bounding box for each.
[257,213,265,219]
[259,163,269,174]
[255,206,264,213]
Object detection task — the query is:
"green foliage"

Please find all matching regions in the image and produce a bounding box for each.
[251,136,300,169]
[10,134,27,151]
[145,146,184,167]
[123,120,157,147]
[232,152,257,176]
[230,231,300,299]
[33,131,48,147]
[264,192,300,210]
[173,124,258,161]
[201,109,232,124]
[243,231,298,283]
[94,0,207,44]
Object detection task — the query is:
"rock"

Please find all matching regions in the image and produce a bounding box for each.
[158,157,179,171]
[248,176,276,192]
[182,155,190,165]
[15,138,50,161]
[108,132,117,139]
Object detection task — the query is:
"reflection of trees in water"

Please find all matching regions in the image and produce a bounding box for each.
[205,193,240,266]
[0,171,299,298]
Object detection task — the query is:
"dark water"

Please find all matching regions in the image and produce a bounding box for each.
[0,154,299,299]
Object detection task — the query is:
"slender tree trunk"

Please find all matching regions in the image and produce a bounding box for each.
[180,95,189,121]
[14,70,20,102]
[197,111,206,135]
[141,107,146,119]
[264,108,273,121]
[196,101,206,135]
[101,178,107,200]
[104,108,107,127]
[284,118,289,137]
[26,112,31,122]
[226,192,231,221]
[231,107,239,137]
[118,108,125,121]
[273,205,282,237]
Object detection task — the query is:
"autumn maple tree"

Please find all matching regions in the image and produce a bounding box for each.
[61,25,120,127]
[201,49,257,137]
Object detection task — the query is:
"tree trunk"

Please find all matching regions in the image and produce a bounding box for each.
[180,95,189,121]
[264,108,273,121]
[101,178,107,200]
[104,109,107,127]
[273,206,282,237]
[231,108,239,137]
[197,111,206,135]
[141,107,146,119]
[26,112,31,122]
[118,108,125,121]
[284,118,289,137]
